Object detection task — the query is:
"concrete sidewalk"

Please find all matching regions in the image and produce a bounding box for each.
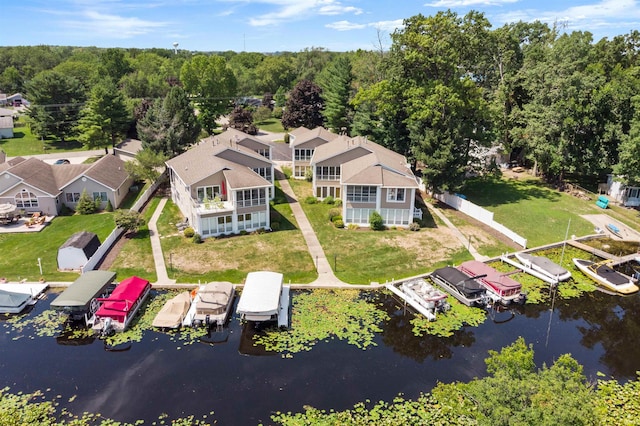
[147,197,176,286]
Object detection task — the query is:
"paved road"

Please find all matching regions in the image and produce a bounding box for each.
[8,149,106,165]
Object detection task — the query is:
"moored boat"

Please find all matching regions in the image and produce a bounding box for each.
[514,252,572,282]
[606,223,623,238]
[0,283,48,314]
[573,258,639,295]
[458,261,525,305]
[50,270,117,321]
[152,291,193,329]
[182,282,235,328]
[386,278,450,321]
[88,276,152,336]
[236,271,289,328]
[430,266,489,307]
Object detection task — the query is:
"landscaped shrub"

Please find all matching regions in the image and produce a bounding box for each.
[192,233,202,244]
[239,230,248,236]
[284,132,290,144]
[334,219,344,228]
[409,222,421,232]
[305,196,317,204]
[328,208,341,221]
[271,221,280,231]
[334,198,342,207]
[323,196,335,204]
[75,189,96,215]
[304,168,313,182]
[255,227,266,234]
[183,226,195,238]
[332,215,343,223]
[347,223,359,230]
[105,199,113,212]
[369,211,384,231]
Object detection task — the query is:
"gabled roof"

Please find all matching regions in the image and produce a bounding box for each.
[341,153,417,187]
[211,128,270,148]
[0,117,13,129]
[167,137,273,187]
[290,126,339,148]
[223,166,271,190]
[6,157,60,195]
[60,231,100,256]
[83,154,130,190]
[288,126,310,139]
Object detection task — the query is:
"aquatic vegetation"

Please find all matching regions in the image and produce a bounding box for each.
[3,309,67,339]
[409,296,487,338]
[254,289,389,357]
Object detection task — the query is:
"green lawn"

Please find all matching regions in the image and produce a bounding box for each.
[256,118,285,134]
[288,179,472,283]
[0,119,86,156]
[0,213,115,282]
[460,177,610,248]
[156,190,318,284]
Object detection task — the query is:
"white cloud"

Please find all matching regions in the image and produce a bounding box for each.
[326,20,367,31]
[325,18,404,33]
[319,5,363,15]
[63,10,167,38]
[229,0,363,26]
[425,0,519,6]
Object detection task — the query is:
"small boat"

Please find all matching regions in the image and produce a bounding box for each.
[430,266,489,307]
[88,276,152,336]
[458,261,525,305]
[0,283,48,313]
[606,223,623,238]
[50,270,116,321]
[183,282,235,328]
[514,252,572,282]
[573,258,639,295]
[236,271,289,328]
[152,291,193,329]
[386,278,450,321]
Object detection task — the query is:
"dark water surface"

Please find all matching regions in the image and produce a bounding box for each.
[1,289,639,424]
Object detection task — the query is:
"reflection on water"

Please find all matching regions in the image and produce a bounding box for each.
[1,289,640,424]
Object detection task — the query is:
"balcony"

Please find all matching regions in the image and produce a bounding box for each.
[191,198,234,215]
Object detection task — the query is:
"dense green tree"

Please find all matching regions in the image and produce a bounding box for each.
[75,79,130,153]
[124,148,168,182]
[137,85,200,156]
[75,189,97,215]
[99,48,132,83]
[114,209,145,235]
[294,47,334,83]
[25,70,86,141]
[0,66,22,94]
[318,56,353,133]
[254,55,296,94]
[613,95,640,186]
[180,55,237,133]
[281,80,324,129]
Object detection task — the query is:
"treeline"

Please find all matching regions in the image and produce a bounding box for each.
[1,10,640,192]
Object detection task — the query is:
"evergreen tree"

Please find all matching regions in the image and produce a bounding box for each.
[137,85,200,157]
[76,79,130,153]
[281,80,324,129]
[318,56,353,133]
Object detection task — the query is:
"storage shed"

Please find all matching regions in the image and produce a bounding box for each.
[57,231,101,271]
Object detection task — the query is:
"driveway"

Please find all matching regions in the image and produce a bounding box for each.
[8,149,105,165]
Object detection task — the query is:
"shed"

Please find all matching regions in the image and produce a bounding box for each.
[0,116,13,139]
[57,231,101,271]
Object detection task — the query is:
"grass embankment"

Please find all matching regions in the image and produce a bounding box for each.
[0,119,86,156]
[156,186,318,284]
[0,213,114,281]
[287,179,471,284]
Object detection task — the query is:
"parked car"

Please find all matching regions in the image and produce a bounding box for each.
[54,159,70,165]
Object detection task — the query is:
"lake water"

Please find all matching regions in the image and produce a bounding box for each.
[1,289,639,424]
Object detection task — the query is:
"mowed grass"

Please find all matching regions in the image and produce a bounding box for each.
[288,179,472,284]
[0,119,86,157]
[156,192,318,284]
[460,177,608,248]
[0,213,115,281]
[108,196,160,282]
[256,118,285,134]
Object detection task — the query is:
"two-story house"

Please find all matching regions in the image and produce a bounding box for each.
[290,127,338,179]
[165,134,275,238]
[311,135,420,228]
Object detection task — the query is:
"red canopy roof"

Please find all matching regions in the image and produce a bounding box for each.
[458,261,521,295]
[95,276,150,322]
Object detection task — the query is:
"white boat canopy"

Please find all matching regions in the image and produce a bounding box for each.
[236,271,283,320]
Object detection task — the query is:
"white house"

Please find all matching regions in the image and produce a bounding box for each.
[606,174,640,207]
[57,231,101,271]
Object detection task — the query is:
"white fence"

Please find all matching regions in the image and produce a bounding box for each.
[81,171,167,273]
[434,191,527,248]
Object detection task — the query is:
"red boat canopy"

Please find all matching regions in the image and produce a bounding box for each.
[95,276,150,322]
[458,261,521,297]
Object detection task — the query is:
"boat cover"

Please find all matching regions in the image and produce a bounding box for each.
[51,270,116,312]
[575,259,630,286]
[237,271,283,317]
[0,289,30,310]
[152,291,192,328]
[197,282,233,315]
[459,261,521,291]
[517,253,568,277]
[432,267,485,297]
[95,276,150,323]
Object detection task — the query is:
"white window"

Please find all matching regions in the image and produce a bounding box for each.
[16,190,39,208]
[253,167,272,181]
[315,166,340,180]
[387,188,405,202]
[237,188,266,208]
[346,186,377,203]
[201,215,233,235]
[197,185,220,201]
[93,191,108,202]
[65,192,81,203]
[295,149,313,161]
[238,211,267,230]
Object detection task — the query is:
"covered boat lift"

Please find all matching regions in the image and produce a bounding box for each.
[236,271,289,328]
[50,270,117,321]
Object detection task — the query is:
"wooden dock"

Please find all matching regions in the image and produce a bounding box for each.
[566,240,616,260]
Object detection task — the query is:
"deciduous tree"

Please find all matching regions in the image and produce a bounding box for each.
[281,80,324,129]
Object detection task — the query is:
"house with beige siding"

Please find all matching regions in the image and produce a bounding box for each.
[311,135,420,228]
[0,154,133,215]
[165,133,275,238]
[290,127,338,179]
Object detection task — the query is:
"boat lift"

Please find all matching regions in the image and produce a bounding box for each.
[385,282,438,321]
[500,255,560,287]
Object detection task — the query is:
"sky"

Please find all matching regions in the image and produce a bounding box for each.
[3,0,640,52]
